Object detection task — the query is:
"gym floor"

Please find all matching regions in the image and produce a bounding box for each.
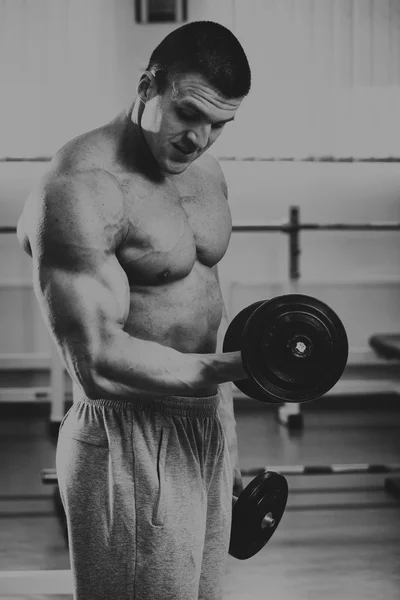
[1,400,400,600]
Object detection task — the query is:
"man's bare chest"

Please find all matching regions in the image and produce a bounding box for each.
[113,169,232,284]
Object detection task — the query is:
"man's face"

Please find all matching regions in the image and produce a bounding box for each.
[140,72,242,175]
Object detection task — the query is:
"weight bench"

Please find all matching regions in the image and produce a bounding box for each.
[369,333,400,500]
[369,334,400,361]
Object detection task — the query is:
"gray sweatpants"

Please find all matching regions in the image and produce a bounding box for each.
[56,393,233,600]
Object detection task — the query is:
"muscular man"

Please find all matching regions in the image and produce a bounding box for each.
[17,21,251,600]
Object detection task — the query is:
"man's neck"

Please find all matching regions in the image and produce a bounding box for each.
[120,100,164,181]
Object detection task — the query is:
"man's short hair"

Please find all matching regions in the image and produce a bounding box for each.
[146,21,251,99]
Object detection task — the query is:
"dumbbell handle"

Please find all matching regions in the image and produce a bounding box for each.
[261,512,276,529]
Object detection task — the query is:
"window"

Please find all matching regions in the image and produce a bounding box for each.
[135,0,187,24]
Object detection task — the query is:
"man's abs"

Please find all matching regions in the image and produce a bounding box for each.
[124,260,224,355]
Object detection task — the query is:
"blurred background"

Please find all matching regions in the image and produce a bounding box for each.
[0,1,399,599]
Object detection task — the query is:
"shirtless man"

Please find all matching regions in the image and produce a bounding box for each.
[17,21,251,600]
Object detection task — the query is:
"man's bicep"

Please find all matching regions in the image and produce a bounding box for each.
[34,257,130,391]
[36,258,129,334]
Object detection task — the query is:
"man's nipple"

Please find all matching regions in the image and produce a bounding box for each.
[158,269,171,282]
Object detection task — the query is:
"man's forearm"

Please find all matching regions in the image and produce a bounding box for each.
[87,330,246,401]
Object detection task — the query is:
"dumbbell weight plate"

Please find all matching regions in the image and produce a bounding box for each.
[242,294,349,403]
[229,471,288,560]
[223,301,268,401]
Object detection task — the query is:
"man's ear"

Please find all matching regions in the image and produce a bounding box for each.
[137,71,158,103]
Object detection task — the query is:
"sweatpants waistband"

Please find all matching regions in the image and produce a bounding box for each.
[81,393,220,418]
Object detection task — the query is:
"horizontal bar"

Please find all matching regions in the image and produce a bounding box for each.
[3,156,400,164]
[231,221,287,232]
[0,353,51,370]
[0,157,51,162]
[231,222,400,233]
[0,387,51,403]
[299,223,400,231]
[2,222,400,236]
[242,464,400,477]
[218,156,400,163]
[0,569,72,595]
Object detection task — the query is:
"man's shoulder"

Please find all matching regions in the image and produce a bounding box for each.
[50,121,117,174]
[26,161,125,238]
[37,163,124,206]
[195,153,228,196]
[196,152,223,178]
[23,164,127,252]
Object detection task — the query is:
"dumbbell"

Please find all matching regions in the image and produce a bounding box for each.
[229,471,288,560]
[223,294,348,404]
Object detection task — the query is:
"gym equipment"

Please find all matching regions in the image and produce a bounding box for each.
[223,294,348,403]
[370,334,400,361]
[229,471,288,560]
